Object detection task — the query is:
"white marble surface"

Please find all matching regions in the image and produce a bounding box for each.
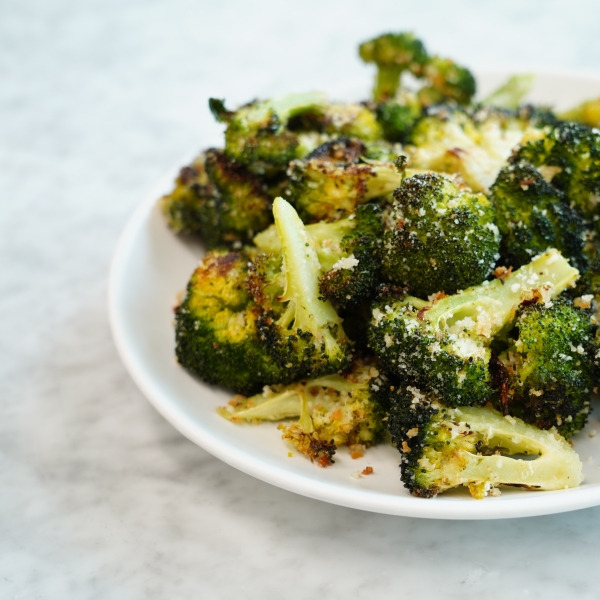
[4,1,600,597]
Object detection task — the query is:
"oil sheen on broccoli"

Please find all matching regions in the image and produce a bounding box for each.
[369,250,579,407]
[387,386,583,498]
[382,172,500,297]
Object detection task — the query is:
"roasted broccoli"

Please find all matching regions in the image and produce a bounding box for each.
[359,32,429,102]
[491,162,590,271]
[374,94,423,143]
[249,198,352,380]
[495,298,594,438]
[218,362,387,466]
[387,386,583,498]
[482,74,535,110]
[175,250,292,394]
[381,172,500,297]
[406,105,553,192]
[369,250,579,407]
[358,32,475,105]
[160,149,273,248]
[512,122,600,229]
[255,203,384,309]
[209,92,328,175]
[286,137,403,222]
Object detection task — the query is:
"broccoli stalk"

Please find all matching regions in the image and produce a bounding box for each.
[252,198,352,380]
[218,363,387,466]
[369,249,580,407]
[483,74,535,110]
[255,203,383,308]
[388,386,583,498]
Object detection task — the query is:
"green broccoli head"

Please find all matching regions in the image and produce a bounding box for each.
[381,173,500,297]
[160,149,273,248]
[491,162,590,271]
[417,56,476,106]
[512,122,600,228]
[369,250,580,407]
[407,105,551,192]
[249,198,352,380]
[375,96,423,143]
[175,250,292,395]
[359,32,429,102]
[218,361,388,466]
[387,386,583,498]
[287,137,403,222]
[498,298,594,438]
[209,92,327,175]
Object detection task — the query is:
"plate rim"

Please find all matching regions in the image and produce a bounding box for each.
[109,69,600,520]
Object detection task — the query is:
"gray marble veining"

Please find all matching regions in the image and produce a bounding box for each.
[3,1,600,598]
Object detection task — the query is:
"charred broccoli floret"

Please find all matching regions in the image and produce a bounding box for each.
[512,122,600,229]
[382,172,500,297]
[218,362,387,466]
[496,298,594,438]
[287,137,402,221]
[491,162,590,271]
[387,386,583,498]
[209,92,328,175]
[175,250,292,394]
[369,250,579,407]
[160,149,273,248]
[374,94,423,143]
[407,105,552,192]
[255,203,384,309]
[249,198,352,380]
[359,32,429,102]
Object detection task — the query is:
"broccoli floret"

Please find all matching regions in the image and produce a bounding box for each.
[407,105,551,192]
[482,74,535,110]
[496,298,594,438]
[209,92,327,175]
[491,162,590,271]
[381,172,500,297]
[374,95,423,143]
[287,137,403,222]
[369,250,579,407]
[359,32,429,102]
[160,149,273,248]
[359,32,475,106]
[512,122,600,229]
[175,250,292,394]
[387,386,583,498]
[218,362,387,466]
[417,56,476,106]
[255,203,384,309]
[249,198,352,380]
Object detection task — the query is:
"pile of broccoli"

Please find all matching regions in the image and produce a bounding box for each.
[161,31,600,499]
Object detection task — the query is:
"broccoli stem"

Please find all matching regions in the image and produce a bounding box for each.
[422,249,579,338]
[438,407,583,497]
[272,197,344,352]
[268,92,328,122]
[482,74,534,110]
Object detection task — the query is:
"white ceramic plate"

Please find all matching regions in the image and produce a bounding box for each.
[109,71,600,519]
